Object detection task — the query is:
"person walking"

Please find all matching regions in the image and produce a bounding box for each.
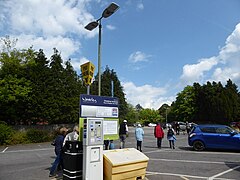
[186,121,191,135]
[49,127,67,177]
[63,124,79,146]
[119,119,128,149]
[167,125,176,149]
[135,124,144,152]
[176,122,180,135]
[154,122,164,148]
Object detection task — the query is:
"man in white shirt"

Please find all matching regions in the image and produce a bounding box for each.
[63,125,79,146]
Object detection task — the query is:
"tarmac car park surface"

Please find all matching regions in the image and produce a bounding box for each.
[0,127,240,180]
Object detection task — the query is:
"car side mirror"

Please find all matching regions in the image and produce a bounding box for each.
[230,131,237,136]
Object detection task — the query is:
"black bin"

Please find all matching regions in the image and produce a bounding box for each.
[63,141,83,180]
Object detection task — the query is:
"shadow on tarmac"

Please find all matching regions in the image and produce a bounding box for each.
[225,162,240,172]
[178,146,193,151]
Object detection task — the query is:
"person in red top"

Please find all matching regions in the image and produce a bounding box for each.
[154,122,164,148]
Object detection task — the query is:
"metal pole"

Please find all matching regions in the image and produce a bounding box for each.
[111,80,114,97]
[87,85,90,95]
[166,108,168,125]
[98,20,102,96]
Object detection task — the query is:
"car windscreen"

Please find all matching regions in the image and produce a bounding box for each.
[215,127,233,134]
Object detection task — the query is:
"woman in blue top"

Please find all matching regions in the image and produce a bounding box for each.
[135,124,144,152]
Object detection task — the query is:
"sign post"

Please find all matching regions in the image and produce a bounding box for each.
[79,94,119,180]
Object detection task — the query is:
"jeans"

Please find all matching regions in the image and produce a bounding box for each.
[137,140,142,151]
[104,140,110,150]
[119,134,126,149]
[49,153,62,175]
[157,138,162,148]
[169,140,175,149]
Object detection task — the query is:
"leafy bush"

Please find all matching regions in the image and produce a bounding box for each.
[6,131,29,145]
[0,121,14,145]
[26,129,51,143]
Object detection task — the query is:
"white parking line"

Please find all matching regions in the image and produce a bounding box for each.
[149,158,239,165]
[180,176,189,180]
[209,165,240,180]
[1,147,8,153]
[144,149,240,156]
[146,171,207,179]
[146,171,236,180]
[1,148,52,154]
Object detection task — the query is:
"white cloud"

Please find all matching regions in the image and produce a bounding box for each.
[106,25,116,30]
[128,51,151,63]
[212,68,240,84]
[13,34,79,61]
[137,3,144,10]
[71,57,90,71]
[180,57,218,85]
[1,0,94,37]
[0,0,98,69]
[180,23,240,87]
[122,81,174,109]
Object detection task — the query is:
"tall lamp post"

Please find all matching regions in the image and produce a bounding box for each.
[165,107,168,126]
[85,2,119,96]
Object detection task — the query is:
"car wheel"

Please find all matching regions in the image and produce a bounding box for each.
[193,140,205,151]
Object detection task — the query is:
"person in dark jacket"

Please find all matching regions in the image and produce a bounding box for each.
[154,123,164,148]
[49,127,67,177]
[167,125,176,149]
[119,120,128,149]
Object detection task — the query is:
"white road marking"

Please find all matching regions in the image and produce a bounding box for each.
[180,176,189,180]
[208,165,240,180]
[149,158,239,165]
[144,149,240,156]
[146,171,236,180]
[1,147,8,153]
[146,171,207,179]
[1,148,52,154]
[143,145,240,180]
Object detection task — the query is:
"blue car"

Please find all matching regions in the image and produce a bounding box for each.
[188,124,240,151]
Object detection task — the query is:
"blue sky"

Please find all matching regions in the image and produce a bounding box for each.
[0,0,240,109]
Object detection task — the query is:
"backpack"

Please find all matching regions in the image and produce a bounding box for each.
[109,141,115,150]
[167,129,174,136]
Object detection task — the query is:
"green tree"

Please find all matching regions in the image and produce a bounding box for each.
[91,66,128,120]
[158,104,170,123]
[224,79,240,122]
[0,41,85,124]
[0,75,32,124]
[0,38,33,124]
[172,80,240,124]
[139,108,161,125]
[61,59,85,123]
[171,85,197,122]
[125,103,138,125]
[21,48,50,124]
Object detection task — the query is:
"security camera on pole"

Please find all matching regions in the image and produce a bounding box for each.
[80,62,95,95]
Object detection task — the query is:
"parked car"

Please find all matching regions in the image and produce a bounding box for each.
[148,123,156,127]
[189,122,197,128]
[162,123,172,129]
[178,121,186,131]
[188,124,240,151]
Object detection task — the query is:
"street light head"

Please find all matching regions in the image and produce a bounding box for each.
[85,21,99,31]
[102,2,119,18]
